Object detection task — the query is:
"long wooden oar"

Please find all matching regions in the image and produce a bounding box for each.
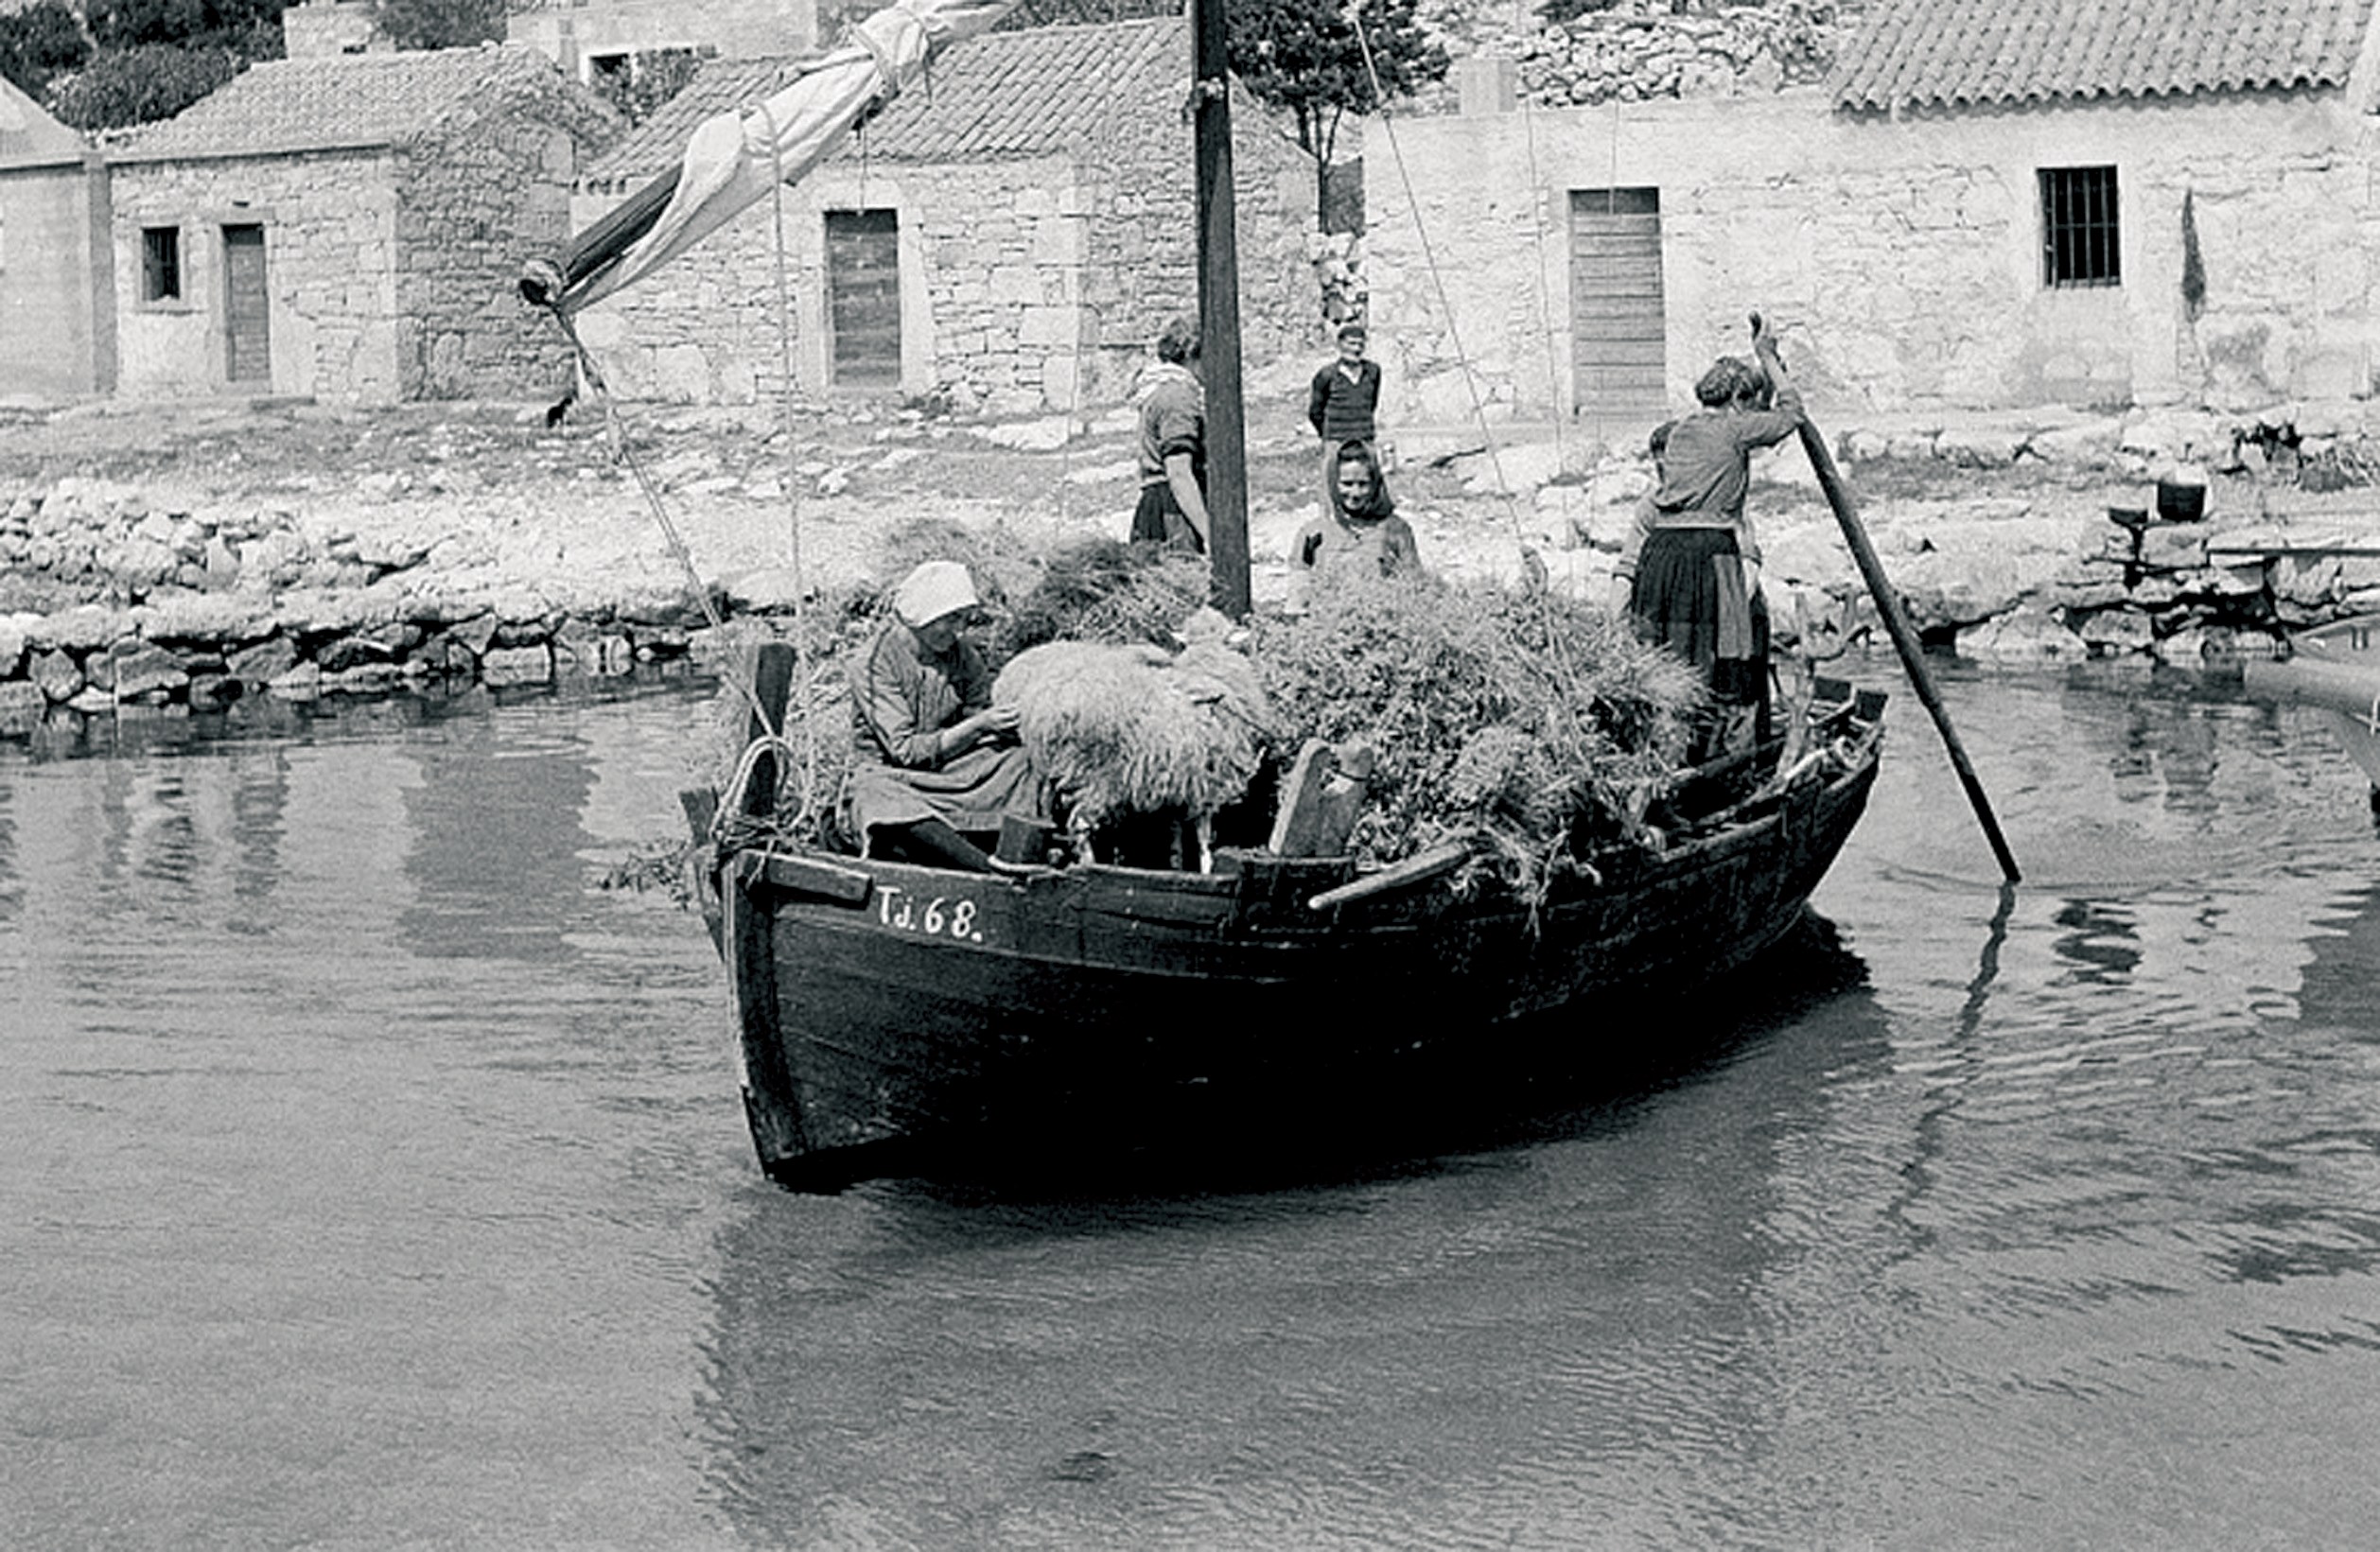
[1769,324,2021,882]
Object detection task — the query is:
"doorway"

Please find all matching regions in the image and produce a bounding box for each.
[223,224,271,386]
[1568,187,1666,437]
[825,209,901,389]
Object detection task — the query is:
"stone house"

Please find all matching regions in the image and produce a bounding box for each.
[289,0,826,80]
[1366,0,2380,447]
[105,47,618,404]
[566,15,1316,415]
[506,0,819,84]
[0,77,111,399]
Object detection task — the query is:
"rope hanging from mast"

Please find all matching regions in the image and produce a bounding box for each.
[1347,6,1533,567]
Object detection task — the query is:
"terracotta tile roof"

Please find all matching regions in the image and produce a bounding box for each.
[583,15,1184,188]
[1832,0,2378,112]
[114,45,577,163]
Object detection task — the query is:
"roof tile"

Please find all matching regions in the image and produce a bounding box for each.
[582,15,1183,188]
[114,45,580,163]
[1833,0,2378,112]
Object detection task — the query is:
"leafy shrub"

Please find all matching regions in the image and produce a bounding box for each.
[82,0,285,51]
[0,0,92,100]
[588,47,706,127]
[50,42,238,129]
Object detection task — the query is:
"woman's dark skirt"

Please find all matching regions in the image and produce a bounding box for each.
[1131,481,1206,552]
[1628,525,1771,752]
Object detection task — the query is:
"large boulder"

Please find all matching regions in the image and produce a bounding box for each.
[1956,606,2090,662]
[31,603,131,654]
[227,636,300,684]
[136,591,275,646]
[29,648,83,703]
[0,679,44,731]
[104,641,188,699]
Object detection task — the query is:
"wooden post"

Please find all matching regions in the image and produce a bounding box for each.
[1193,0,1251,619]
[1796,417,2021,884]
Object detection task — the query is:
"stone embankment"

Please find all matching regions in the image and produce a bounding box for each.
[1542,400,2380,667]
[9,393,2380,739]
[0,474,721,734]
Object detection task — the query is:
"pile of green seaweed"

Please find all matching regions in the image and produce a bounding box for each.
[1250,569,1705,898]
[702,530,1707,898]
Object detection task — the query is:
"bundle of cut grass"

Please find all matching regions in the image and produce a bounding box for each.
[997,537,1211,656]
[1249,570,1705,898]
[694,613,870,846]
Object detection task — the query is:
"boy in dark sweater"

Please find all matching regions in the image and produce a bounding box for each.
[1306,320,1382,503]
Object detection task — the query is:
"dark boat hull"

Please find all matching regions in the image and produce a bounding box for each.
[714,729,1882,1190]
[2245,613,2380,790]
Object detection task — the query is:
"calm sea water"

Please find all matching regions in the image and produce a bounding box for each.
[5,657,2378,1550]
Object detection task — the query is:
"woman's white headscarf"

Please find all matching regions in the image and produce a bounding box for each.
[891,559,979,629]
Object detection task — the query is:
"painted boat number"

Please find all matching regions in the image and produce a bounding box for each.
[874,886,986,944]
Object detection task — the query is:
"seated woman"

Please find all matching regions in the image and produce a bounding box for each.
[1294,439,1421,581]
[846,560,1043,867]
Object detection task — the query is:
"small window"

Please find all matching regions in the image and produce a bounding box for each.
[587,53,631,87]
[2041,166,2119,288]
[142,226,182,303]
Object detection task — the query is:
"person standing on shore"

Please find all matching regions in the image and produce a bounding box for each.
[1306,319,1382,505]
[1132,316,1210,554]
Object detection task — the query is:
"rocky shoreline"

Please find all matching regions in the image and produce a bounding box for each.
[8,392,2380,739]
[0,471,718,734]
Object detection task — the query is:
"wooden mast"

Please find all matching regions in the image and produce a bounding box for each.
[1193,0,1252,619]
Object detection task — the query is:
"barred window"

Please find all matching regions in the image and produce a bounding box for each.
[143,226,182,303]
[2040,166,2120,288]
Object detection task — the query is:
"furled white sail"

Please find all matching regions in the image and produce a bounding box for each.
[546,0,1018,313]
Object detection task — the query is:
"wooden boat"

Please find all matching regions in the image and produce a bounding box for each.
[2245,613,2380,794]
[527,0,1923,1189]
[687,660,1885,1189]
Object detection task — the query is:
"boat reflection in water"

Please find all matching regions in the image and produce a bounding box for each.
[691,911,1899,1546]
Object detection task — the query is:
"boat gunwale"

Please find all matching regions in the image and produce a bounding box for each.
[726,719,1885,927]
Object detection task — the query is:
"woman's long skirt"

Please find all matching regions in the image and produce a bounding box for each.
[1628,526,1771,757]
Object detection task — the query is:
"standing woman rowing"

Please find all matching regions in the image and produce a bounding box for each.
[1613,314,1802,759]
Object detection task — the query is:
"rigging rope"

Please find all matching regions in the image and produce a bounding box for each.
[543,303,774,743]
[761,98,824,828]
[1348,9,1530,559]
[1349,11,1596,728]
[1516,72,1566,480]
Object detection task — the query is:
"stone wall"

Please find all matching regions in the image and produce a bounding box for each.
[0,475,708,725]
[0,157,113,399]
[396,84,615,401]
[1502,0,1841,106]
[509,0,817,77]
[281,0,382,59]
[570,88,1316,415]
[111,151,407,402]
[1362,84,2380,440]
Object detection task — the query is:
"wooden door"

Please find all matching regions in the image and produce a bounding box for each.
[223,224,271,385]
[826,209,900,388]
[1568,188,1666,438]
